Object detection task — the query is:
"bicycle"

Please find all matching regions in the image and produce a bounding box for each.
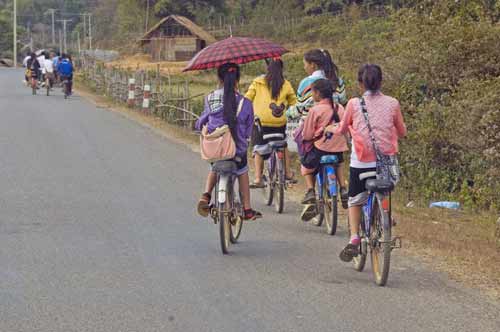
[210,160,244,255]
[45,75,51,96]
[62,77,70,99]
[311,154,340,235]
[348,171,402,286]
[31,75,37,96]
[262,139,288,214]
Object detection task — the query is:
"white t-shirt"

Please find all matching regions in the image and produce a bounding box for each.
[37,56,46,71]
[350,148,377,169]
[23,56,31,67]
[44,59,54,73]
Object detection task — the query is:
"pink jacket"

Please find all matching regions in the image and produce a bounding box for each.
[335,92,406,162]
[302,99,349,153]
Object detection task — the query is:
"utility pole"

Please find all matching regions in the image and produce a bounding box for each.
[58,29,63,54]
[88,13,92,50]
[145,0,150,32]
[57,19,72,54]
[13,0,17,67]
[81,13,87,49]
[77,31,81,56]
[46,9,56,45]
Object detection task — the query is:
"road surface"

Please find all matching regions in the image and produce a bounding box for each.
[1,69,499,332]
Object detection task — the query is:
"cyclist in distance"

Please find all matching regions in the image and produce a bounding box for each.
[57,54,74,95]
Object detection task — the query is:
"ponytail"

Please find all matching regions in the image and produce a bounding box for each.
[265,58,285,100]
[217,63,241,139]
[311,79,340,123]
[304,49,339,90]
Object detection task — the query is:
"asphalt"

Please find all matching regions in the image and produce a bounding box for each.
[1,68,499,332]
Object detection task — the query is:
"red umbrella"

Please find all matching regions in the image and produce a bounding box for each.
[183,37,289,72]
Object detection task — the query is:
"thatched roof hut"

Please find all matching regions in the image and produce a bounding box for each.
[139,15,216,62]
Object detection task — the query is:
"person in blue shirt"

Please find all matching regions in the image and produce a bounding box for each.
[57,54,74,95]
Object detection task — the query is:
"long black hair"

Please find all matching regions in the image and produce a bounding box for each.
[265,58,285,100]
[311,79,340,122]
[358,64,383,92]
[217,63,241,139]
[304,49,339,90]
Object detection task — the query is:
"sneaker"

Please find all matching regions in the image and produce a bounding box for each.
[197,193,211,217]
[340,187,349,209]
[243,209,263,220]
[301,204,318,222]
[301,189,316,205]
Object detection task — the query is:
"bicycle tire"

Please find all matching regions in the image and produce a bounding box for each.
[263,156,274,206]
[230,187,243,243]
[46,79,50,96]
[32,79,37,95]
[370,196,392,286]
[323,167,338,236]
[348,215,367,272]
[219,180,232,255]
[274,156,285,214]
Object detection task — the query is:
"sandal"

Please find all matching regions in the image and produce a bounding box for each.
[339,243,359,262]
[197,193,211,217]
[250,181,266,189]
[243,209,263,220]
[301,204,318,222]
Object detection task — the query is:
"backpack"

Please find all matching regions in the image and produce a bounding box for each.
[293,103,339,157]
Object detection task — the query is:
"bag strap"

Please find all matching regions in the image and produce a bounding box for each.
[360,97,382,158]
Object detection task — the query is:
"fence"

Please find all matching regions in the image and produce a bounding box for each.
[79,57,200,128]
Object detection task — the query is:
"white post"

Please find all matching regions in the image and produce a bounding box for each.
[128,78,136,107]
[142,84,151,114]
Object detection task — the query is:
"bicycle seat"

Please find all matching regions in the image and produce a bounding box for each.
[365,179,394,193]
[320,155,339,165]
[268,140,287,149]
[212,160,238,174]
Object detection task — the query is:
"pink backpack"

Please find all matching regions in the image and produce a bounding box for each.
[200,99,244,163]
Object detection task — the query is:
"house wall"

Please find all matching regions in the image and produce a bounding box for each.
[148,37,200,61]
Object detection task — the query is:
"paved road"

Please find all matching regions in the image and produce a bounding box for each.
[1,69,499,332]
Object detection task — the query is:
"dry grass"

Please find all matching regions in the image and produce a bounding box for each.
[105,54,189,75]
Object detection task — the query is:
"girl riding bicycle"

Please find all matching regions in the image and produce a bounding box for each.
[245,57,297,188]
[196,63,263,221]
[286,49,347,121]
[299,79,349,221]
[327,64,407,262]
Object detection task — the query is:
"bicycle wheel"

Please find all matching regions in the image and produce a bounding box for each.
[370,195,392,286]
[274,154,285,213]
[230,185,243,243]
[348,215,367,272]
[323,167,338,235]
[32,79,37,95]
[311,169,323,227]
[46,79,50,96]
[219,180,232,255]
[263,155,274,206]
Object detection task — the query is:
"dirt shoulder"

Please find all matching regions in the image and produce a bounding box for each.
[75,83,500,301]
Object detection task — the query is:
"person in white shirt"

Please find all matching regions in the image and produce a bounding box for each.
[43,53,55,88]
[37,52,46,83]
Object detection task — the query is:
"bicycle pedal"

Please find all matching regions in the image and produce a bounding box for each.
[391,217,397,227]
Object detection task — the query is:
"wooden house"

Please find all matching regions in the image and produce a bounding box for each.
[139,15,216,62]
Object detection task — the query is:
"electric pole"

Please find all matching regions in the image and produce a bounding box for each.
[13,0,17,67]
[57,19,72,54]
[145,0,150,32]
[88,13,92,50]
[46,9,56,45]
